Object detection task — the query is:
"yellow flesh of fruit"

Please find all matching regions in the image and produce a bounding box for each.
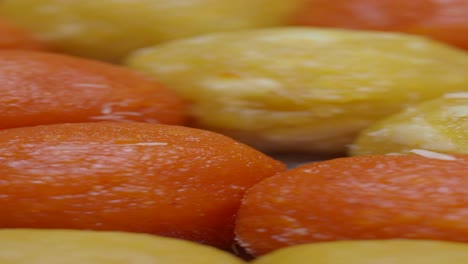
[351,93,468,155]
[126,28,468,154]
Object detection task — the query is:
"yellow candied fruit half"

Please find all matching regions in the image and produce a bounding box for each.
[125,27,468,154]
[0,229,245,264]
[0,0,301,62]
[350,93,468,156]
[252,240,468,264]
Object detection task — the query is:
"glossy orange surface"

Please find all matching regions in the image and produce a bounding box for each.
[0,50,186,128]
[0,122,286,249]
[235,154,468,255]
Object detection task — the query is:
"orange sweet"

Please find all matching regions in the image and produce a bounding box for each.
[0,122,286,249]
[235,153,468,255]
[291,0,468,50]
[0,18,47,50]
[0,50,186,128]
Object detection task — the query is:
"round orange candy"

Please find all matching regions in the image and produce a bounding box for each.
[290,0,468,50]
[235,153,468,255]
[0,18,47,50]
[0,50,186,128]
[0,122,286,249]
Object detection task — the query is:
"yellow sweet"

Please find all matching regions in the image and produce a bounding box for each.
[350,93,468,156]
[252,240,468,264]
[0,0,300,61]
[0,229,244,264]
[126,28,468,154]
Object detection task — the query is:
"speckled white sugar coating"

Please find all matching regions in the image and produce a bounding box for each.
[409,149,457,160]
[126,27,468,154]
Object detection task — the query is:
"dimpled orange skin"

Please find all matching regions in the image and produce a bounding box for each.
[290,0,468,50]
[0,122,286,249]
[235,154,468,256]
[0,18,47,50]
[0,50,186,129]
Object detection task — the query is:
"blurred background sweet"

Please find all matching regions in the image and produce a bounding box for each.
[290,0,468,51]
[0,0,302,62]
[1,0,467,61]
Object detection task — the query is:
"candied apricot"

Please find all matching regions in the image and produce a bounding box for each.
[0,122,285,249]
[0,50,186,128]
[0,122,285,248]
[235,154,468,255]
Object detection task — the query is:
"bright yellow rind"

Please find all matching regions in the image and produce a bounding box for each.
[0,229,245,264]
